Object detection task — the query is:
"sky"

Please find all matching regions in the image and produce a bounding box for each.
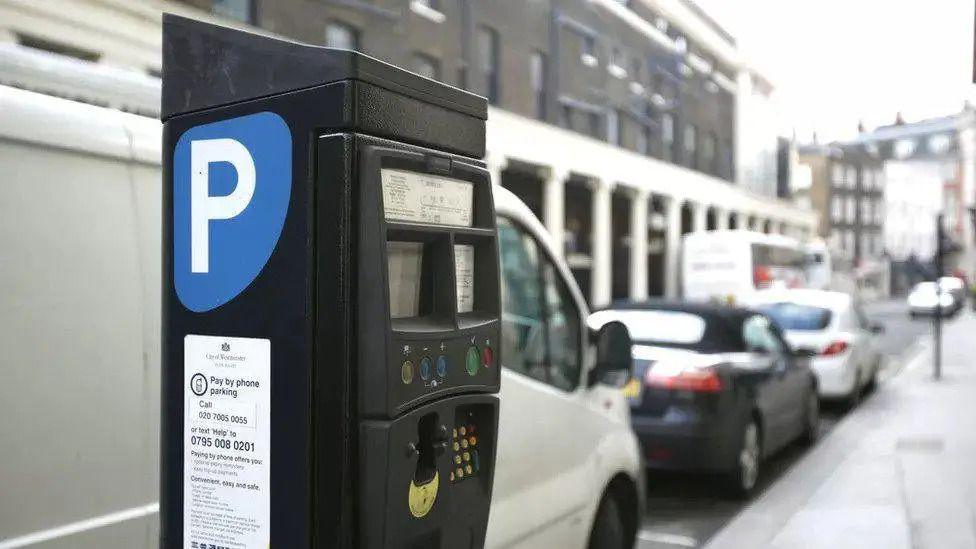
[693,0,976,143]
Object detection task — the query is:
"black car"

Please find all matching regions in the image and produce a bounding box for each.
[590,301,819,497]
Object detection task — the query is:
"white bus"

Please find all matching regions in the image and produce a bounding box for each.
[682,230,807,304]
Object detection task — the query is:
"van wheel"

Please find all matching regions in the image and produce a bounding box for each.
[587,492,625,549]
[725,419,761,499]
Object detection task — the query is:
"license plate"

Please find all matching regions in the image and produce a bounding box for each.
[622,377,642,400]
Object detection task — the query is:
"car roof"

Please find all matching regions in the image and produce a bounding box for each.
[746,289,852,310]
[598,300,761,352]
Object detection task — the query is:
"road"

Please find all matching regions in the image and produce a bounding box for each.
[635,298,930,549]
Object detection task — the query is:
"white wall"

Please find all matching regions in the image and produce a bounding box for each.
[884,160,946,260]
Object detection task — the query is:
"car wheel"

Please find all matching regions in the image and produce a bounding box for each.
[799,390,819,446]
[864,360,880,394]
[587,492,625,549]
[725,420,761,499]
[844,377,862,410]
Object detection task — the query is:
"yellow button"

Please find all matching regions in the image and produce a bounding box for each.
[450,471,455,482]
[452,428,458,439]
[463,452,470,461]
[453,442,460,451]
[456,468,464,479]
[400,360,414,384]
[469,436,477,446]
[454,455,461,465]
[465,464,473,475]
[460,426,467,436]
[461,439,468,449]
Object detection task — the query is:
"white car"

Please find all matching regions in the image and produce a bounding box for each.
[747,290,883,406]
[488,187,643,549]
[908,281,959,317]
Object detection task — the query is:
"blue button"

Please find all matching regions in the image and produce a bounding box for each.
[420,357,432,380]
[436,355,448,377]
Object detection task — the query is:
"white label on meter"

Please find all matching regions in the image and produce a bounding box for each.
[382,168,473,227]
[184,334,270,549]
[455,244,475,313]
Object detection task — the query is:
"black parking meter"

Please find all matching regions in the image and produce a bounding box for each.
[160,15,500,549]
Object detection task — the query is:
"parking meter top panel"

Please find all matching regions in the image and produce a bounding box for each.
[161,14,499,549]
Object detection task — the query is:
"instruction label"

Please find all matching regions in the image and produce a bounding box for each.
[184,335,270,549]
[381,169,473,227]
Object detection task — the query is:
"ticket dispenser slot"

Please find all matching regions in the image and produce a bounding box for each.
[160,16,498,549]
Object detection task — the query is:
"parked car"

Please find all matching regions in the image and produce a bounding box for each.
[489,187,643,549]
[746,290,883,407]
[589,301,819,498]
[908,281,960,318]
[938,276,967,304]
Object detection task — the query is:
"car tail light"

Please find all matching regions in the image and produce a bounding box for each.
[822,341,849,356]
[644,364,723,393]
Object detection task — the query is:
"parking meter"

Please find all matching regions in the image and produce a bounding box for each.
[160,15,500,549]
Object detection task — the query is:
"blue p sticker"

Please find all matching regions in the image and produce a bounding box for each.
[173,112,292,312]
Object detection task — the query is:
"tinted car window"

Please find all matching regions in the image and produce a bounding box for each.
[755,303,832,331]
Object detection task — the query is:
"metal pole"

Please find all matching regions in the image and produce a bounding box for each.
[934,213,944,380]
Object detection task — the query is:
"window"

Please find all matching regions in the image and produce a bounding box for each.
[674,35,687,53]
[498,217,581,391]
[606,108,621,146]
[845,230,855,253]
[542,260,582,391]
[684,124,697,168]
[846,166,856,189]
[661,113,674,161]
[755,303,832,331]
[861,200,871,225]
[832,164,843,187]
[742,315,785,355]
[477,26,500,104]
[874,202,884,225]
[325,21,359,50]
[703,132,716,174]
[580,34,597,66]
[213,0,255,23]
[413,53,440,80]
[831,196,843,221]
[637,121,650,155]
[587,111,601,139]
[609,47,626,78]
[530,52,547,120]
[846,197,856,224]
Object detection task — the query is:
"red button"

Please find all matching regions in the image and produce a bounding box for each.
[481,346,493,368]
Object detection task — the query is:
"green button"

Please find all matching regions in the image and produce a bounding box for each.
[465,346,479,376]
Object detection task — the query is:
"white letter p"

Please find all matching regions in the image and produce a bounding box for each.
[190,138,256,273]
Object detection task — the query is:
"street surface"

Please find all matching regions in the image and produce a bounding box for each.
[636,299,932,549]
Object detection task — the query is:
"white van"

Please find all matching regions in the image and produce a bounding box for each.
[804,239,832,290]
[682,230,807,304]
[0,53,642,548]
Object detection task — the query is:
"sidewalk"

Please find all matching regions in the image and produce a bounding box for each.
[705,312,976,549]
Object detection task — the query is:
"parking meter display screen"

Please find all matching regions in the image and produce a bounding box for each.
[388,241,424,318]
[381,169,473,227]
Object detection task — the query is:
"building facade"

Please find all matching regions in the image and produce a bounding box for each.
[798,143,884,266]
[0,0,816,306]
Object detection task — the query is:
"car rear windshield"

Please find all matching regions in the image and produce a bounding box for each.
[755,302,831,331]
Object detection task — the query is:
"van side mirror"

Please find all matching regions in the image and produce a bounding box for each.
[869,323,885,334]
[589,321,632,387]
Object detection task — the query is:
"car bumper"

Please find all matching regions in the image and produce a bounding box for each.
[810,355,857,398]
[631,411,740,473]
